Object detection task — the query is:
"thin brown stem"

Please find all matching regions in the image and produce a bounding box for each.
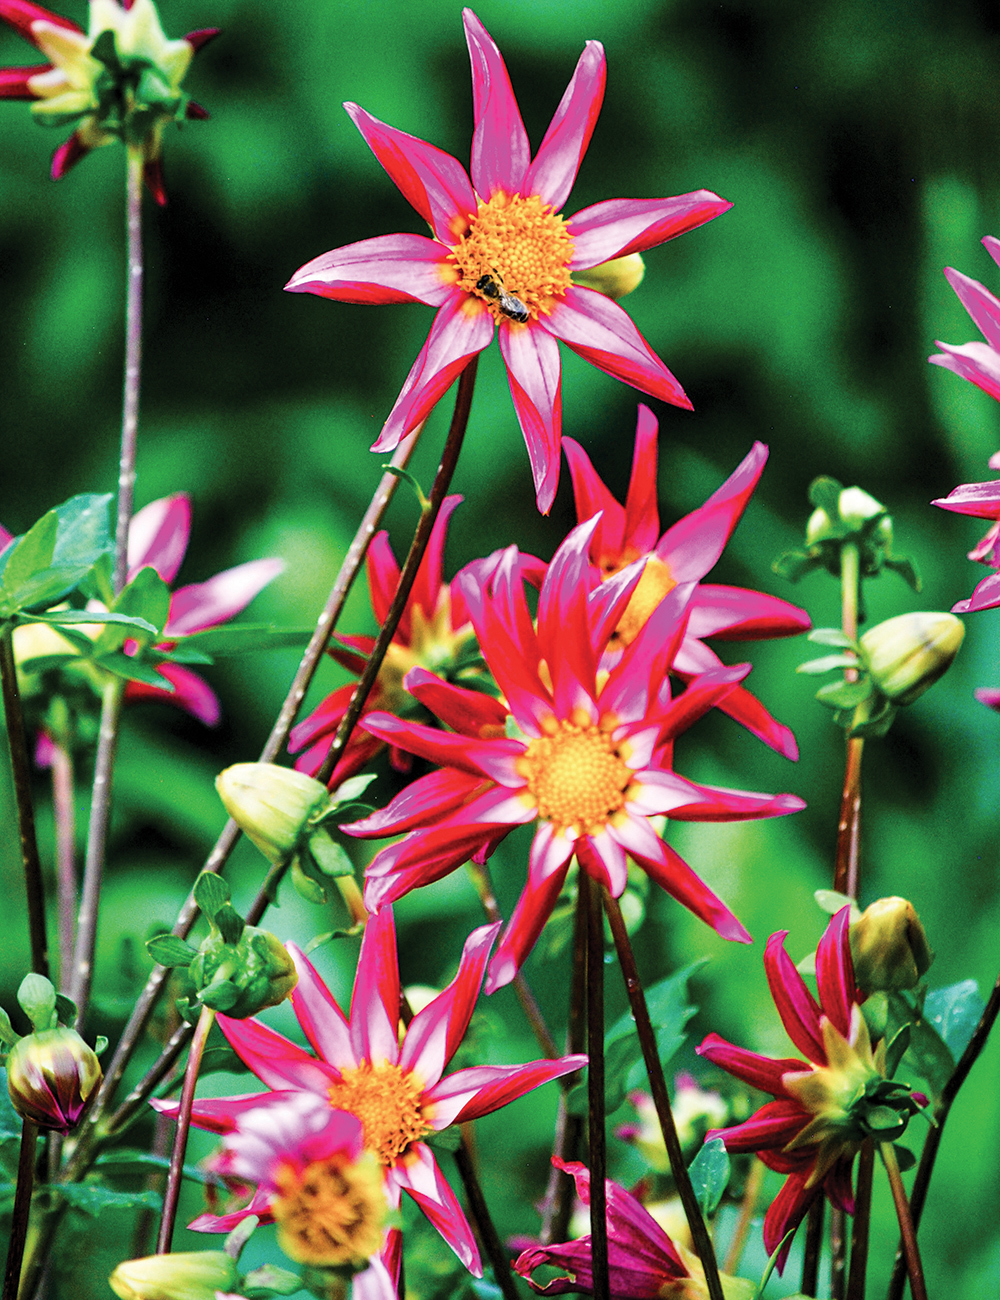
[723,1157,764,1276]
[156,1005,215,1254]
[2,1120,38,1300]
[112,149,144,598]
[583,873,609,1300]
[833,735,864,898]
[0,631,49,979]
[453,1140,521,1300]
[830,1207,847,1300]
[880,1144,926,1300]
[800,1197,824,1296]
[49,740,77,991]
[846,1140,874,1300]
[602,890,725,1300]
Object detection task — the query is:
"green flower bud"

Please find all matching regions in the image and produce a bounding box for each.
[190,924,298,1020]
[850,897,934,994]
[6,1027,102,1133]
[109,1250,240,1300]
[859,612,964,705]
[571,252,645,300]
[806,486,891,547]
[216,763,331,865]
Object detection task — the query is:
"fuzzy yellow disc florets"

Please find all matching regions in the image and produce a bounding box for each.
[328,1062,431,1165]
[272,1149,386,1267]
[517,713,633,835]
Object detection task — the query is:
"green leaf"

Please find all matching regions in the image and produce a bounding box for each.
[884,555,922,592]
[601,1034,644,1113]
[924,980,985,1062]
[797,653,858,675]
[903,1018,956,1101]
[194,872,231,919]
[96,651,173,688]
[0,1010,19,1049]
[48,1183,163,1215]
[302,925,364,954]
[754,1227,797,1299]
[688,1137,730,1216]
[808,627,857,648]
[331,773,379,805]
[307,831,355,878]
[242,1264,303,1296]
[814,890,858,917]
[425,1126,462,1153]
[94,1149,220,1185]
[198,1045,252,1076]
[290,858,328,904]
[51,494,112,567]
[38,608,158,634]
[180,624,314,656]
[53,993,77,1025]
[146,934,199,968]
[816,678,872,709]
[215,903,246,946]
[93,566,170,653]
[884,1024,911,1078]
[1,511,58,600]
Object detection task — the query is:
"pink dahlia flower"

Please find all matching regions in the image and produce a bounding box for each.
[152,906,583,1276]
[563,404,809,758]
[345,518,805,992]
[932,451,1000,615]
[929,236,1000,404]
[285,10,731,513]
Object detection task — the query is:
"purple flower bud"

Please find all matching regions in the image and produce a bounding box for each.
[6,1027,102,1133]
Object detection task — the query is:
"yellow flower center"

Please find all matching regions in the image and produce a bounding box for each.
[327,1062,431,1165]
[517,712,633,835]
[604,556,677,651]
[449,192,575,323]
[271,1149,386,1267]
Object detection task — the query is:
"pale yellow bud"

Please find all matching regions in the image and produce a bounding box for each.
[215,763,330,864]
[109,1251,239,1300]
[572,252,645,300]
[806,486,890,546]
[860,612,964,705]
[850,896,934,994]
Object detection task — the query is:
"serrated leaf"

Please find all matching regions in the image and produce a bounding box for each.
[194,872,230,919]
[797,653,858,675]
[924,980,984,1062]
[146,934,199,968]
[688,1137,730,1216]
[180,624,314,656]
[48,1183,163,1215]
[808,627,856,648]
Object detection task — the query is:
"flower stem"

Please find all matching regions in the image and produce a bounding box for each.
[155,1004,215,1254]
[723,1157,764,1276]
[845,1139,875,1300]
[112,148,145,598]
[2,1120,38,1300]
[886,962,1000,1300]
[800,1197,824,1296]
[315,356,479,787]
[583,873,609,1300]
[602,890,725,1300]
[879,1143,927,1300]
[0,630,49,978]
[830,1208,847,1300]
[49,740,78,991]
[834,539,864,899]
[453,1141,522,1300]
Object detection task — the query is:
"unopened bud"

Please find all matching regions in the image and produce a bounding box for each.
[216,763,330,864]
[109,1250,240,1300]
[6,1027,102,1133]
[860,612,964,705]
[572,252,645,300]
[807,486,891,547]
[850,897,934,994]
[191,925,298,1019]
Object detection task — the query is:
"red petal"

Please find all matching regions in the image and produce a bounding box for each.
[569,192,732,269]
[395,1143,482,1274]
[128,493,191,584]
[764,931,825,1062]
[815,906,857,1033]
[463,9,529,198]
[499,320,563,514]
[285,233,454,307]
[350,905,400,1067]
[696,1032,803,1096]
[0,63,47,97]
[0,0,81,43]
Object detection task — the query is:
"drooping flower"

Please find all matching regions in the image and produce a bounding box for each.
[152,907,584,1276]
[285,10,731,513]
[514,1158,754,1300]
[288,495,480,785]
[345,518,805,992]
[0,0,218,201]
[696,909,921,1270]
[563,404,810,758]
[929,236,1000,404]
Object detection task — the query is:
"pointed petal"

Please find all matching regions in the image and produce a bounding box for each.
[364,530,401,630]
[763,1169,817,1269]
[286,942,355,1069]
[630,835,751,943]
[524,40,605,212]
[562,436,626,561]
[498,319,563,514]
[123,662,220,726]
[395,1142,483,1275]
[932,478,1000,520]
[285,233,455,307]
[544,286,691,408]
[656,443,768,582]
[433,1055,586,1125]
[655,663,750,743]
[50,129,89,179]
[399,922,499,1085]
[537,516,602,714]
[954,569,1000,612]
[166,558,283,636]
[216,1015,336,1092]
[363,823,501,911]
[696,1033,804,1096]
[665,779,805,822]
[764,931,825,1062]
[687,584,811,641]
[570,192,732,269]
[0,0,80,43]
[486,830,573,992]
[711,1099,810,1154]
[410,494,462,622]
[944,265,1000,351]
[0,64,49,96]
[463,9,529,197]
[710,681,800,760]
[404,666,508,738]
[929,341,1000,403]
[374,294,494,453]
[149,1089,281,1134]
[350,905,400,1066]
[815,907,857,1035]
[358,711,522,784]
[345,766,486,838]
[623,404,662,553]
[128,493,191,583]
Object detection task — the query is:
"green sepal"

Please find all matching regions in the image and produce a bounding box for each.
[302,925,365,955]
[688,1137,730,1216]
[809,475,844,517]
[884,555,922,592]
[94,1035,108,1055]
[306,831,355,878]
[816,679,872,710]
[772,548,822,583]
[808,627,857,648]
[214,903,246,946]
[425,1126,462,1153]
[797,653,859,675]
[753,1228,797,1300]
[92,566,170,655]
[198,978,240,1012]
[146,934,200,968]
[847,697,896,738]
[0,1009,19,1049]
[18,973,57,1032]
[382,464,430,511]
[90,29,123,73]
[290,857,328,905]
[242,1264,303,1296]
[194,872,231,920]
[224,1214,260,1260]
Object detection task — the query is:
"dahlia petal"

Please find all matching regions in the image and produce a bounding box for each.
[143,158,167,207]
[815,906,856,1035]
[288,681,356,752]
[764,932,825,1062]
[665,780,805,822]
[696,1033,805,1096]
[763,1168,817,1270]
[374,294,494,453]
[345,102,477,245]
[687,584,812,641]
[403,666,508,738]
[399,921,499,1086]
[410,494,462,623]
[825,1156,856,1215]
[50,129,89,179]
[363,822,502,911]
[352,1254,398,1300]
[524,40,605,212]
[457,578,553,737]
[710,682,800,760]
[975,686,1000,710]
[0,64,48,96]
[166,558,284,636]
[635,837,751,943]
[187,1185,274,1234]
[953,568,1000,612]
[350,904,400,1067]
[932,478,1000,520]
[623,403,662,552]
[437,1055,586,1127]
[538,517,603,713]
[463,9,530,197]
[150,1089,283,1134]
[585,556,646,659]
[556,1160,686,1270]
[544,286,692,409]
[0,0,80,43]
[944,265,1000,352]
[710,1099,811,1154]
[655,663,750,742]
[486,830,574,992]
[363,530,402,632]
[123,662,220,726]
[563,436,627,560]
[929,341,1000,403]
[578,830,627,895]
[498,319,563,514]
[284,233,454,307]
[128,493,191,584]
[569,191,732,269]
[346,767,486,838]
[601,581,696,719]
[359,711,523,784]
[216,1016,336,1093]
[395,1142,483,1275]
[286,942,355,1069]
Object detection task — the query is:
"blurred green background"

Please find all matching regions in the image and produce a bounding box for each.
[1,0,999,1295]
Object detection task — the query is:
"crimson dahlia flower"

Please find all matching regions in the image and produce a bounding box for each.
[563,404,809,758]
[285,10,731,513]
[153,907,583,1276]
[345,518,804,992]
[929,236,1000,403]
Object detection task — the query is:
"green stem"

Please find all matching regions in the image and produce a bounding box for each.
[0,630,49,978]
[583,873,609,1300]
[2,1120,38,1300]
[602,890,725,1300]
[156,1005,215,1254]
[880,1144,926,1300]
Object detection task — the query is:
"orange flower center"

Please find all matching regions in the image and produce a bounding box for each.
[606,556,677,651]
[327,1062,431,1165]
[517,712,633,835]
[450,192,575,323]
[271,1149,386,1267]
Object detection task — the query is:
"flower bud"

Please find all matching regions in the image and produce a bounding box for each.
[216,763,330,864]
[860,612,964,705]
[572,252,645,300]
[850,897,934,994]
[191,924,298,1019]
[806,486,891,546]
[6,1027,102,1133]
[109,1251,240,1300]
